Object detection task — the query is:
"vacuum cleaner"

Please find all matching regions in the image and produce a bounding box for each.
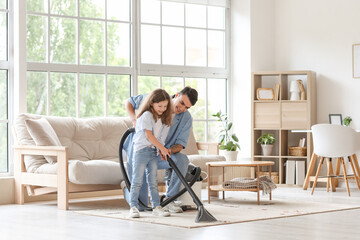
[119,128,217,223]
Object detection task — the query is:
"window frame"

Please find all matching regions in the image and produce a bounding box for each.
[19,0,230,143]
[0,0,13,176]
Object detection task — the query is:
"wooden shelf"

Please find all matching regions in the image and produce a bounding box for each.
[251,70,316,184]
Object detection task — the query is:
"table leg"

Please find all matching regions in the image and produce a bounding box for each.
[257,165,260,205]
[269,165,272,201]
[222,166,225,200]
[207,164,211,204]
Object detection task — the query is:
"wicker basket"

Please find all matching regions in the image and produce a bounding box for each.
[257,171,279,184]
[288,146,307,156]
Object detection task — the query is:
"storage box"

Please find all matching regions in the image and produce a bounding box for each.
[257,171,279,184]
[288,146,307,156]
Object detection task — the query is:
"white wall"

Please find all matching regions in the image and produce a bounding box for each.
[274,0,360,129]
[231,0,275,158]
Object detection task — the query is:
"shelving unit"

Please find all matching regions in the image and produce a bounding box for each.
[251,71,316,184]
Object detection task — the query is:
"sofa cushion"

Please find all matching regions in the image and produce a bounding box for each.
[25,118,62,164]
[181,127,199,155]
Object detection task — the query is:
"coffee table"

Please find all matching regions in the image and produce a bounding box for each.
[206,161,275,205]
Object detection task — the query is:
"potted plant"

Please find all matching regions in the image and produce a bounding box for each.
[257,133,276,156]
[343,116,352,127]
[213,111,240,161]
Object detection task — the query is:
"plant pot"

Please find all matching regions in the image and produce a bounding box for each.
[219,150,239,161]
[261,144,273,156]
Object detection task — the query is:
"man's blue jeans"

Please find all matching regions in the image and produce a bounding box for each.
[129,147,160,209]
[123,132,189,209]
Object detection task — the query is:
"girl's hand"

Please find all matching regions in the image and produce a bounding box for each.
[160,147,171,160]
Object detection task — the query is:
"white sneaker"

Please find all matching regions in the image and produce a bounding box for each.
[163,201,183,213]
[120,180,127,190]
[129,206,140,218]
[152,206,171,217]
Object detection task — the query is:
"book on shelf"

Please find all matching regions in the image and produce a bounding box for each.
[296,161,305,185]
[274,83,280,100]
[298,138,306,147]
[286,160,296,184]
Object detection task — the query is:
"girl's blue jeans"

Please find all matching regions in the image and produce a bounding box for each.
[129,147,160,209]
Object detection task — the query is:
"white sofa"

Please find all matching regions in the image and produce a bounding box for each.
[13,113,224,210]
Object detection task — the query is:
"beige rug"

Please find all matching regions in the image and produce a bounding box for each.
[72,196,360,228]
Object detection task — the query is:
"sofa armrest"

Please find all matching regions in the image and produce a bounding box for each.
[196,142,219,155]
[13,145,70,210]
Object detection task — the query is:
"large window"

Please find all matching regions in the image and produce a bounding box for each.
[25,0,230,142]
[26,0,132,117]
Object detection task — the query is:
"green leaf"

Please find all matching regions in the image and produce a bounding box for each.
[231,134,238,142]
[226,122,232,131]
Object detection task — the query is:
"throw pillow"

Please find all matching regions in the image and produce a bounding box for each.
[25,118,62,164]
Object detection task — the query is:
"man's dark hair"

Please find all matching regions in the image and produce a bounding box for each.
[179,86,198,106]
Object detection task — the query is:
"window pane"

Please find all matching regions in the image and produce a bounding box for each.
[27,71,47,115]
[0,1,6,9]
[0,70,7,119]
[193,121,205,142]
[186,29,206,66]
[185,4,206,28]
[208,78,226,119]
[141,0,160,24]
[107,74,130,117]
[107,22,130,66]
[162,76,183,95]
[0,123,7,173]
[49,72,76,117]
[208,121,221,142]
[27,15,48,63]
[141,25,160,64]
[107,0,130,21]
[80,20,104,65]
[138,76,160,95]
[50,17,76,64]
[79,74,104,117]
[208,6,225,30]
[208,30,225,68]
[27,0,48,13]
[50,0,76,16]
[162,27,184,65]
[162,1,183,26]
[0,12,6,61]
[185,78,205,119]
[79,0,104,19]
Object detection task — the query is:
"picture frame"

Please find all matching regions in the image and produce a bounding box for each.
[353,44,360,78]
[256,88,274,100]
[329,114,343,125]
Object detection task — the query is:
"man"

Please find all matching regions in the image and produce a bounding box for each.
[122,86,198,213]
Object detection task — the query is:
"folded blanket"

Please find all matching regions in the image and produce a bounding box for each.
[222,175,277,195]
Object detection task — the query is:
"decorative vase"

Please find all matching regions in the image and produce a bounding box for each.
[219,150,239,161]
[261,144,273,156]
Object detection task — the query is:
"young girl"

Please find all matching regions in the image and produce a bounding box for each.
[129,88,173,218]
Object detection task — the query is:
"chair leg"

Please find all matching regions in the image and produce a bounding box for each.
[334,158,341,187]
[326,158,330,192]
[312,157,324,195]
[340,157,351,196]
[304,153,317,190]
[327,158,336,192]
[352,154,360,184]
[348,156,360,191]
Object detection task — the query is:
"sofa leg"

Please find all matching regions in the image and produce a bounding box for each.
[14,182,25,205]
[57,151,69,210]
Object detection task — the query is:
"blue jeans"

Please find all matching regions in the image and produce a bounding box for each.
[123,133,190,208]
[129,147,160,209]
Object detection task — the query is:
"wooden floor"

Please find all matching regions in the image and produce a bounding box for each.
[1,186,360,240]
